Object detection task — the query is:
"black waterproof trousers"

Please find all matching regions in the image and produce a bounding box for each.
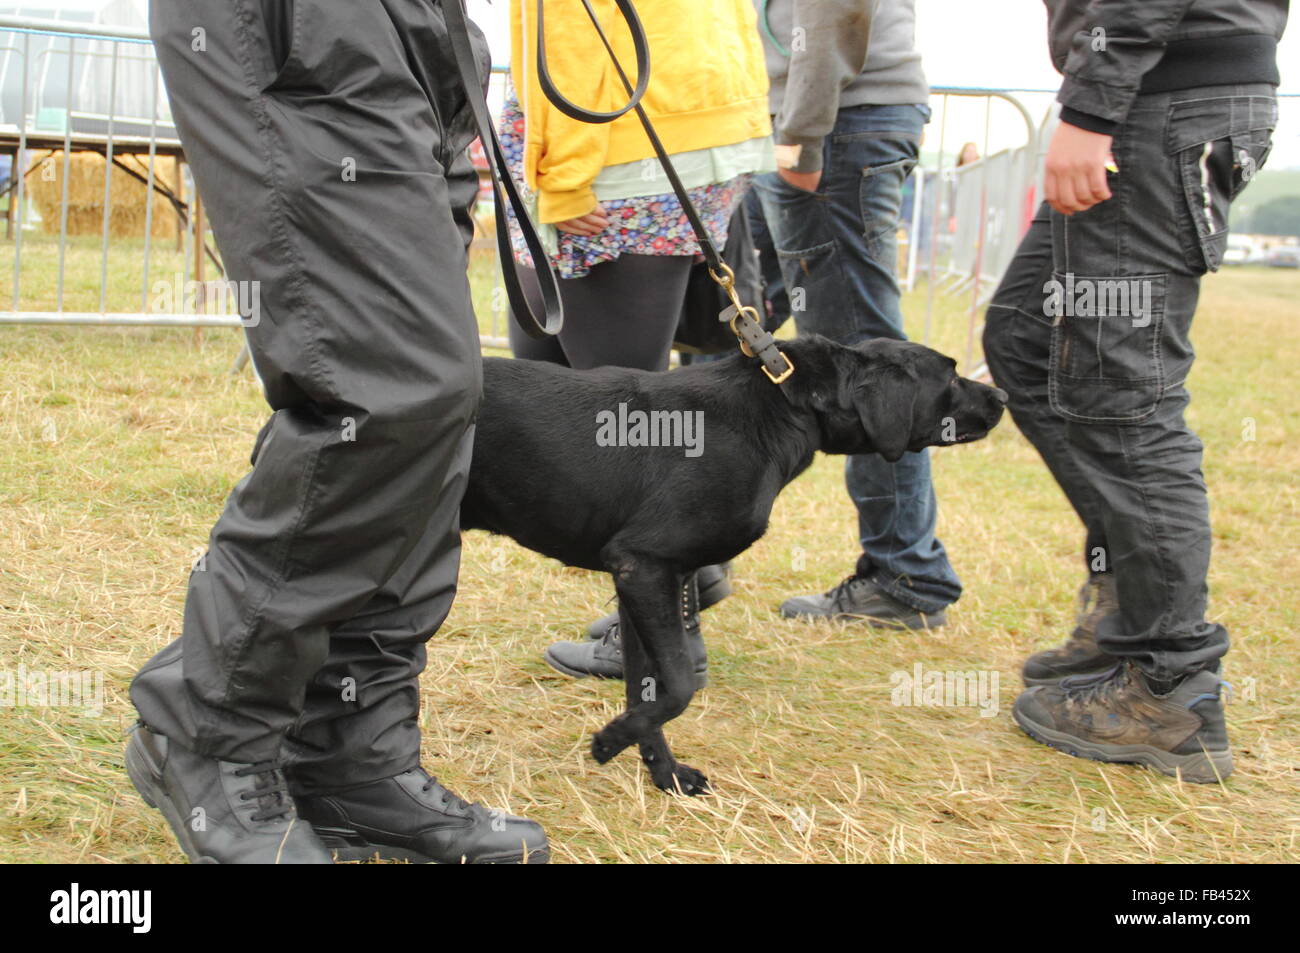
[130,0,491,795]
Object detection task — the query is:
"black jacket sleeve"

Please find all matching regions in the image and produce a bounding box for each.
[1056,0,1196,134]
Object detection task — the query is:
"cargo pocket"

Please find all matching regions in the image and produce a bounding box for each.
[1048,272,1167,424]
[1166,96,1276,274]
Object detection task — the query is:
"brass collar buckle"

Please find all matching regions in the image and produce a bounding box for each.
[710,262,796,390]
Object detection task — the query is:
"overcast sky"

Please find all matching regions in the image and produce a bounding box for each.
[10,0,1297,166]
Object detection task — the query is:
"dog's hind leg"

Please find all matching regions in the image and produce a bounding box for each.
[590,557,709,795]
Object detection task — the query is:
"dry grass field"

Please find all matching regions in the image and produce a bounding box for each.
[1,234,1296,863]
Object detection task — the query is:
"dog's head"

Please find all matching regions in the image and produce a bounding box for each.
[785,336,1007,461]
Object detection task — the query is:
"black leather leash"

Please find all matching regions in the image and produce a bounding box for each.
[537,0,795,386]
[445,0,566,340]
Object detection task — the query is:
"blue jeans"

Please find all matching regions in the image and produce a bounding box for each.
[743,185,792,326]
[753,103,960,613]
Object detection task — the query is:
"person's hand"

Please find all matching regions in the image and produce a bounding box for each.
[778,168,822,193]
[1044,122,1114,215]
[555,203,610,236]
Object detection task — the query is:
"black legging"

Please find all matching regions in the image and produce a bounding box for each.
[507,253,693,371]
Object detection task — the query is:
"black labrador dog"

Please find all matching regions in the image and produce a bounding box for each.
[461,334,1006,795]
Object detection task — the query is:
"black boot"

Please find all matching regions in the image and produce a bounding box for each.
[125,722,332,864]
[545,573,709,688]
[295,767,549,864]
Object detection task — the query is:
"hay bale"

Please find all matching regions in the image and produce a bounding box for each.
[27,152,183,239]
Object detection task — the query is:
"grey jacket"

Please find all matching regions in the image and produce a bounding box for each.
[1046,0,1288,134]
[758,0,928,173]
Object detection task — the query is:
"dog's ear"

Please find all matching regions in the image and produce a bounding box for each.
[840,360,916,462]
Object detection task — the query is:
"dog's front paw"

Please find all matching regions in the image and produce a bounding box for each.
[655,763,710,797]
[591,729,629,765]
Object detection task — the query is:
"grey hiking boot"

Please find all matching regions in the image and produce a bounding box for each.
[1013,661,1233,783]
[1022,574,1120,686]
[586,562,731,641]
[779,575,946,629]
[545,574,708,688]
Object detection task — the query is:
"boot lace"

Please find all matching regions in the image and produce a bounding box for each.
[1062,664,1129,710]
[420,773,474,814]
[828,575,871,610]
[234,759,292,823]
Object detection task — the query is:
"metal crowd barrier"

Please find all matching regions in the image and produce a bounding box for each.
[0,16,513,358]
[903,88,1041,375]
[0,15,201,324]
[1,18,1037,376]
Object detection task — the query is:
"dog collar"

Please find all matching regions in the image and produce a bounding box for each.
[720,303,795,394]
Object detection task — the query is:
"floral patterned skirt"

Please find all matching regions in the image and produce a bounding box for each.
[498,93,749,279]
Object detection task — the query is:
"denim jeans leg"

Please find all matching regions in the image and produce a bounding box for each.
[744,185,792,328]
[753,104,960,612]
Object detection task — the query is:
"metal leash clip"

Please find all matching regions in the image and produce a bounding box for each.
[711,263,794,386]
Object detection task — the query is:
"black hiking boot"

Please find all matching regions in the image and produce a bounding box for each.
[779,574,946,629]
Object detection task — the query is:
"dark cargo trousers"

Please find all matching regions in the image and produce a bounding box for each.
[130,0,491,794]
[983,85,1277,681]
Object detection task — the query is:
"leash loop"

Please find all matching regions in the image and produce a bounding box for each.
[445,0,563,339]
[536,0,651,123]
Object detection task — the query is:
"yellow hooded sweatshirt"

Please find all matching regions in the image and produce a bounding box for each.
[510,0,771,224]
